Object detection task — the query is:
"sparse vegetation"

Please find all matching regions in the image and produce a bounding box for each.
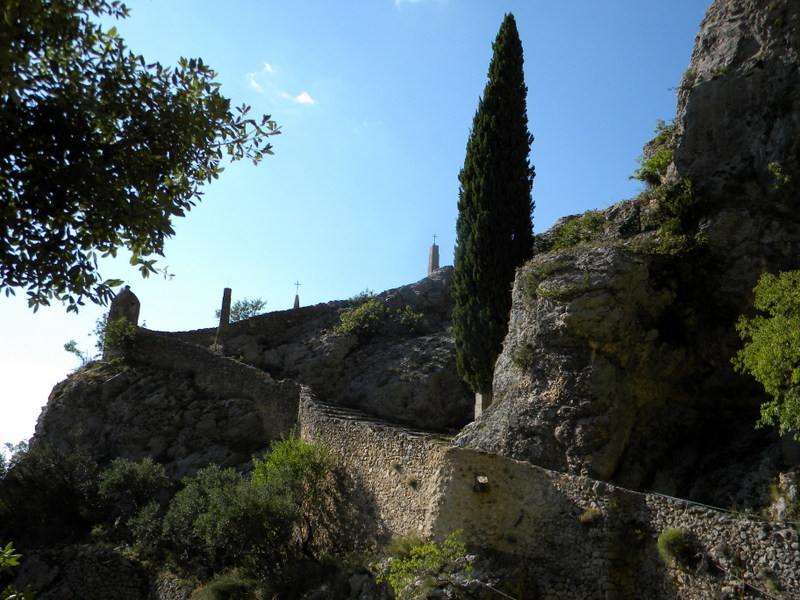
[535,272,592,302]
[63,339,93,367]
[578,507,603,525]
[631,119,678,187]
[102,316,138,359]
[522,261,567,301]
[346,289,375,307]
[335,298,423,340]
[191,572,260,600]
[511,342,534,370]
[552,211,606,251]
[680,69,698,91]
[657,528,694,567]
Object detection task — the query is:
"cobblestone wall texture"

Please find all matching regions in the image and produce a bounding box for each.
[299,390,800,600]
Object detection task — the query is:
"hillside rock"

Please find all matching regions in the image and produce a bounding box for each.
[455,0,800,503]
[672,0,800,199]
[220,267,471,431]
[34,269,470,478]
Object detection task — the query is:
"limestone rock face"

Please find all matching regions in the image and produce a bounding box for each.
[455,0,800,500]
[35,361,298,480]
[672,0,800,199]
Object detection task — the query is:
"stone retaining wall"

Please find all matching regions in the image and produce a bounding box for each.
[155,301,344,349]
[134,330,300,445]
[298,390,450,548]
[299,389,800,599]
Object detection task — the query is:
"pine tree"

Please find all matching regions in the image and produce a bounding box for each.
[453,13,534,396]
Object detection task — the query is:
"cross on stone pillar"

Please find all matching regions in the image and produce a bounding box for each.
[428,234,440,277]
[293,280,301,310]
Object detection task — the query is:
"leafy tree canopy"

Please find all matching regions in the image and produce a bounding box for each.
[734,271,800,438]
[214,297,267,322]
[0,0,279,312]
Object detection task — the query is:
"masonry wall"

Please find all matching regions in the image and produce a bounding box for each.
[134,330,300,446]
[299,388,800,600]
[156,302,344,349]
[298,390,450,548]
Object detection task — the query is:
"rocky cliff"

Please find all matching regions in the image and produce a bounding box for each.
[454,0,800,504]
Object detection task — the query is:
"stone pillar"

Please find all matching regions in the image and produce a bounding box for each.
[474,391,492,420]
[214,288,232,350]
[293,294,300,310]
[104,286,140,360]
[107,285,140,326]
[428,243,440,276]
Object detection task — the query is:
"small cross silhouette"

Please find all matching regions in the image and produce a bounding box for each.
[294,280,301,293]
[433,234,437,245]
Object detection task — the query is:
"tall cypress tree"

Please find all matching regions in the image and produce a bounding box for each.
[453,13,534,396]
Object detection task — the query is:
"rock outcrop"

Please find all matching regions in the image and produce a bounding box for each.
[455,0,800,503]
[34,268,471,478]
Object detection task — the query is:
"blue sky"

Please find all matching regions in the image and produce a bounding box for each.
[0,0,710,447]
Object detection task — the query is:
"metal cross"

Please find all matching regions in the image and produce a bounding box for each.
[433,234,437,245]
[294,280,301,294]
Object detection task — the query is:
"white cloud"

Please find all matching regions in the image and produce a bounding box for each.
[247,74,262,91]
[246,63,314,105]
[246,62,276,92]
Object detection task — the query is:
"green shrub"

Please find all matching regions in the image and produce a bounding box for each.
[346,288,375,307]
[631,119,678,187]
[103,316,138,358]
[386,533,426,559]
[191,572,260,600]
[639,178,705,238]
[379,530,471,600]
[657,528,694,567]
[734,271,800,438]
[632,147,674,187]
[578,507,603,525]
[95,457,171,542]
[335,298,424,340]
[161,465,294,574]
[522,261,566,301]
[552,211,605,251]
[127,501,163,553]
[214,297,267,323]
[336,298,387,338]
[251,434,334,560]
[0,443,97,546]
[768,161,800,206]
[680,70,697,91]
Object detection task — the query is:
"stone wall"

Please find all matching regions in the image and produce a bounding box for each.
[298,389,450,548]
[299,389,800,599]
[133,330,300,445]
[155,301,344,349]
[434,449,800,599]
